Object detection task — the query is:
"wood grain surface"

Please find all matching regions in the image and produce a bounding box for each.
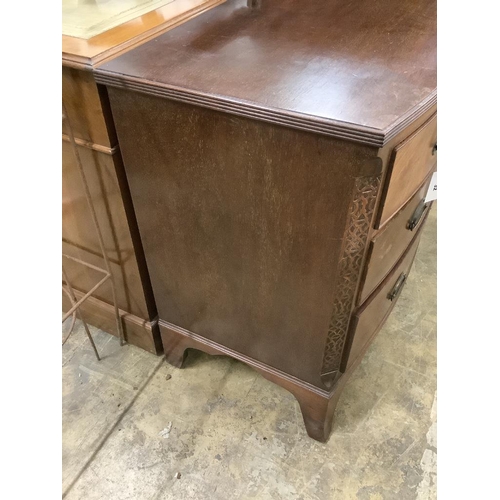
[108,87,381,387]
[63,0,225,69]
[62,291,161,354]
[343,226,425,372]
[376,113,437,227]
[96,0,436,145]
[62,140,154,321]
[62,67,116,147]
[358,172,434,304]
[98,0,437,440]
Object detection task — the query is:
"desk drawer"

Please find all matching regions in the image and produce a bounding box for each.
[358,173,433,304]
[344,230,422,371]
[376,113,437,228]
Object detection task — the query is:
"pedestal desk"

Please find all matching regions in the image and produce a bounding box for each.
[96,0,437,441]
[62,0,224,352]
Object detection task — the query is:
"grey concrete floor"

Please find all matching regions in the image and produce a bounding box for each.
[62,207,436,500]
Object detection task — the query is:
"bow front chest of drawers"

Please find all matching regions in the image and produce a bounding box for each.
[96,0,437,441]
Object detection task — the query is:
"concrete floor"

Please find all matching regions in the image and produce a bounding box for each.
[62,208,436,500]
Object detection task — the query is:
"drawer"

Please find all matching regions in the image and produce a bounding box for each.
[375,113,437,228]
[343,229,423,371]
[358,172,433,304]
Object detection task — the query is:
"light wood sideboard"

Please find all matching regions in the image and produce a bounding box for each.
[62,0,225,352]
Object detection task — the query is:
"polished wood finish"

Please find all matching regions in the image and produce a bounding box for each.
[62,92,162,351]
[358,172,435,304]
[62,141,154,322]
[344,228,424,372]
[62,0,226,352]
[62,66,115,147]
[375,113,437,228]
[96,0,436,146]
[62,0,225,69]
[62,113,162,352]
[105,89,380,387]
[97,0,436,441]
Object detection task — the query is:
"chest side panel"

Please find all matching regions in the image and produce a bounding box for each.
[109,88,380,387]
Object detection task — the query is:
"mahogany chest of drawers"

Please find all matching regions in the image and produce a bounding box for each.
[95,0,437,441]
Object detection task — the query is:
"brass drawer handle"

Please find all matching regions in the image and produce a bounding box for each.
[388,273,407,301]
[407,199,429,231]
[432,142,437,155]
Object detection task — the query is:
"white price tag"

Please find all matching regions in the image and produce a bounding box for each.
[425,172,437,202]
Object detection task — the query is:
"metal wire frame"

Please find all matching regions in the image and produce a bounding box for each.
[62,103,125,359]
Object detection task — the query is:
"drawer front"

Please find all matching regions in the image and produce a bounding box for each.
[376,113,437,228]
[358,172,433,304]
[344,230,423,371]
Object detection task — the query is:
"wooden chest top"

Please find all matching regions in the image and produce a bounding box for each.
[95,0,436,146]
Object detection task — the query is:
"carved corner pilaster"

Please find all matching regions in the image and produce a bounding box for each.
[321,175,380,388]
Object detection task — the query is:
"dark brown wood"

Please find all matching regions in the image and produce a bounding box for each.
[97,0,436,441]
[358,172,435,304]
[107,88,381,388]
[106,87,434,439]
[96,0,436,146]
[342,226,425,372]
[320,175,381,388]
